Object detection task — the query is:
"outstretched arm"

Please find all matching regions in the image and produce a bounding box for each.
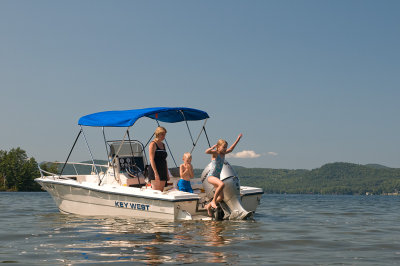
[205,144,217,154]
[226,133,243,154]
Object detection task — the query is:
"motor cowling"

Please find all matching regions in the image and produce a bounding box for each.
[201,160,252,220]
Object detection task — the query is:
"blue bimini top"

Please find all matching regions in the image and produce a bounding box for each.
[78,107,209,127]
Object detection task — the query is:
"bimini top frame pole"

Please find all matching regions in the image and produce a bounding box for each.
[76,107,210,180]
[59,129,82,178]
[154,119,178,168]
[80,126,100,179]
[190,118,210,154]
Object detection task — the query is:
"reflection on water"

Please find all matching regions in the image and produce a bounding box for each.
[201,221,228,263]
[31,213,245,264]
[1,193,400,265]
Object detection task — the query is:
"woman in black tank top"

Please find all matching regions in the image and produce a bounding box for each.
[148,126,169,191]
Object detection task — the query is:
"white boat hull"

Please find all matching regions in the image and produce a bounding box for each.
[37,108,264,221]
[36,177,263,221]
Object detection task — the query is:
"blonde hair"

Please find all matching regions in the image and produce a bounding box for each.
[154,126,167,139]
[217,139,227,148]
[183,152,192,160]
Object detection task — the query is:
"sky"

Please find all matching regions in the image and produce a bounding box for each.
[0,0,399,170]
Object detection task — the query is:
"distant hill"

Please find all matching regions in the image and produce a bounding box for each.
[52,160,400,195]
[364,164,391,169]
[237,162,400,195]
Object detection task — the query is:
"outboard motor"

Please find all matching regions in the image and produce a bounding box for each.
[201,161,252,220]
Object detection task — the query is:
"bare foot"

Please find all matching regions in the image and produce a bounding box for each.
[210,201,217,209]
[206,204,213,216]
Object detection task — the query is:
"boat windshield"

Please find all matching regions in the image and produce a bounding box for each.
[108,140,144,157]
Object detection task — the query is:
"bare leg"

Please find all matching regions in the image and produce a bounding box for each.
[215,193,224,204]
[207,176,225,209]
[151,180,166,191]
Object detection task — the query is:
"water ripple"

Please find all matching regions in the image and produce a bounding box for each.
[1,193,400,265]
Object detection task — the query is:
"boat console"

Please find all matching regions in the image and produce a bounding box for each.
[108,140,147,187]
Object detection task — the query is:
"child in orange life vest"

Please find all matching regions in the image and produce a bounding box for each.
[178,152,194,193]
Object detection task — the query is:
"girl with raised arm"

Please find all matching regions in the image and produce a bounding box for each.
[204,133,242,216]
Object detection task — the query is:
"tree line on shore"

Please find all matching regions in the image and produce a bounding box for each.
[0,148,56,192]
[1,147,399,195]
[233,163,400,195]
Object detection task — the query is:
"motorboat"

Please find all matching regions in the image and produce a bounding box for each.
[36,107,264,221]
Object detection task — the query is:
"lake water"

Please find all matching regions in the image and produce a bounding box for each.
[0,193,399,265]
